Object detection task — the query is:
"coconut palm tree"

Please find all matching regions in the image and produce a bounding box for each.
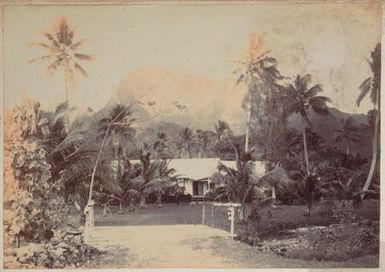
[175,127,198,159]
[217,145,259,221]
[356,43,381,197]
[286,74,331,175]
[87,104,137,204]
[147,160,178,207]
[213,120,232,143]
[37,102,71,153]
[333,117,363,155]
[217,144,291,221]
[196,129,216,158]
[235,33,281,152]
[127,150,160,208]
[152,132,173,159]
[29,17,93,105]
[104,105,138,191]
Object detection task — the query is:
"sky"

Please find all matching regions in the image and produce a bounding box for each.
[3,3,381,131]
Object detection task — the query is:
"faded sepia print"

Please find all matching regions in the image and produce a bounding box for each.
[2,2,382,269]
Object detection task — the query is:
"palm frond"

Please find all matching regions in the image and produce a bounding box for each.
[74,53,93,61]
[236,73,245,85]
[47,59,63,74]
[356,77,372,106]
[54,101,69,114]
[70,39,86,50]
[74,62,88,76]
[256,197,276,208]
[255,50,272,61]
[230,143,242,172]
[298,74,312,90]
[259,166,291,187]
[309,96,331,115]
[262,66,282,81]
[43,32,61,49]
[213,193,228,202]
[305,84,323,98]
[28,54,56,64]
[260,57,277,67]
[331,180,345,190]
[125,189,141,198]
[30,42,57,51]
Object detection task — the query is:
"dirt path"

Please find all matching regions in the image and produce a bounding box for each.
[85,224,377,268]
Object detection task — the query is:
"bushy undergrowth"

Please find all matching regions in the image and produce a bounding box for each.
[6,230,104,268]
[236,201,379,261]
[288,222,379,261]
[4,101,103,268]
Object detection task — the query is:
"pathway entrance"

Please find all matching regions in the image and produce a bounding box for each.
[85,224,375,268]
[87,224,233,268]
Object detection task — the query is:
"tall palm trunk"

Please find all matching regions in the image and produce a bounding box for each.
[245,92,251,153]
[239,186,253,221]
[63,61,71,105]
[88,124,112,204]
[156,191,162,207]
[238,205,246,221]
[271,185,276,199]
[140,194,146,209]
[118,201,123,214]
[302,119,310,175]
[346,141,350,156]
[361,108,380,199]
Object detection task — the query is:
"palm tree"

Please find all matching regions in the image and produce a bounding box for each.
[217,145,259,221]
[37,102,71,153]
[87,104,137,205]
[29,17,93,104]
[217,144,290,221]
[128,150,159,208]
[147,160,178,207]
[333,117,363,155]
[286,74,331,175]
[213,120,232,143]
[356,43,381,197]
[113,160,141,213]
[235,33,281,152]
[175,127,197,159]
[152,132,172,159]
[196,129,215,158]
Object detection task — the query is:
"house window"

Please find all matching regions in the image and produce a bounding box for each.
[209,183,215,189]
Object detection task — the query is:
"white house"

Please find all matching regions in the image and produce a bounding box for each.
[169,158,266,200]
[168,158,219,200]
[111,158,266,201]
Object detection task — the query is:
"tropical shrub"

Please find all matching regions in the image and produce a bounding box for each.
[4,101,69,245]
[205,186,228,202]
[4,101,103,268]
[301,222,378,261]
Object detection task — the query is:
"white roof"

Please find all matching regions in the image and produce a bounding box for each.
[123,158,266,180]
[168,158,220,180]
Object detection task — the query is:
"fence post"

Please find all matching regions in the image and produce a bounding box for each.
[202,203,206,225]
[230,207,235,239]
[211,204,214,227]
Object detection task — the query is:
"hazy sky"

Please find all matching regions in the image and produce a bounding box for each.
[4,3,381,119]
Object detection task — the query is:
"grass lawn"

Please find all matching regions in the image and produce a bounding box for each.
[90,199,379,238]
[74,199,379,267]
[94,204,203,226]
